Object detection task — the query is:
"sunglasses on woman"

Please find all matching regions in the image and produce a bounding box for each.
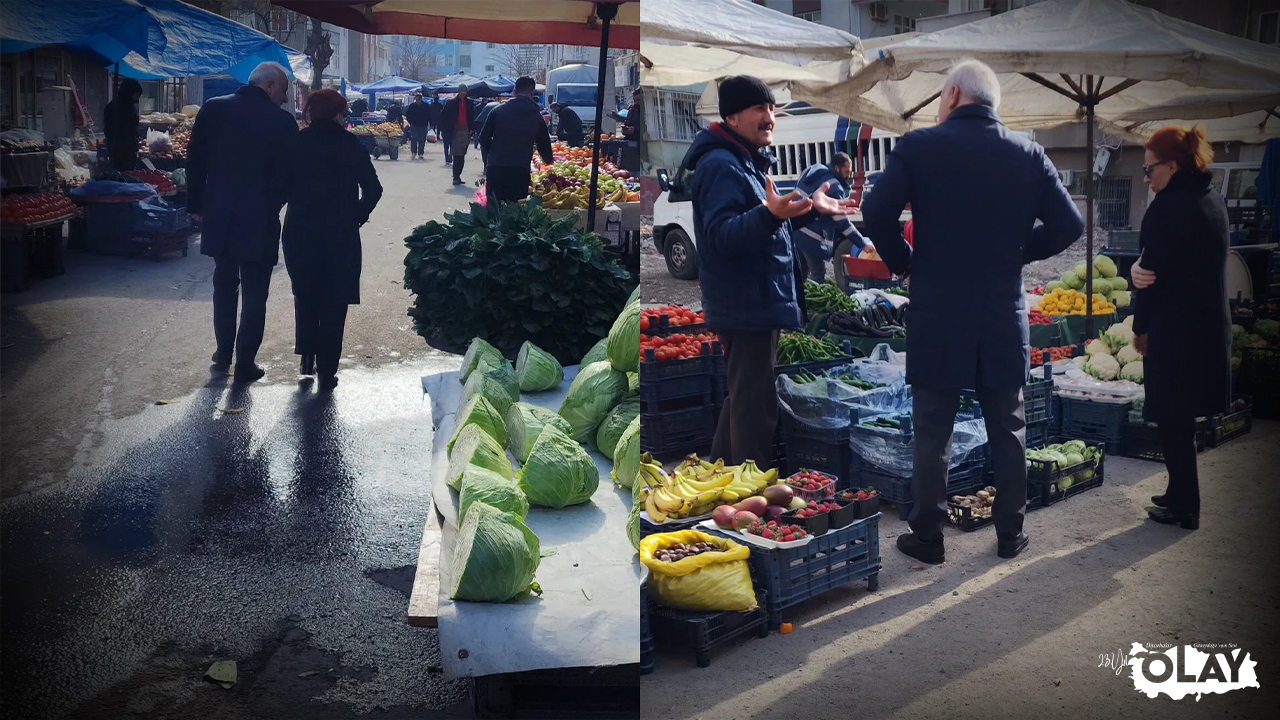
[1142,161,1170,177]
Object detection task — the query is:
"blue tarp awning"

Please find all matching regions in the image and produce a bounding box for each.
[421,72,487,93]
[479,75,515,94]
[351,75,424,94]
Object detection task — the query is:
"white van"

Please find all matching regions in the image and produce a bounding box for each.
[652,102,909,282]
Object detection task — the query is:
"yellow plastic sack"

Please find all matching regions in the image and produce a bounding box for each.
[639,530,757,612]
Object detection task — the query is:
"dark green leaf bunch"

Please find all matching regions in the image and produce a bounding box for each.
[404,202,635,364]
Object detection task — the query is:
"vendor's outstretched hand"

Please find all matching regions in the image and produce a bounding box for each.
[812,181,860,216]
[763,176,813,220]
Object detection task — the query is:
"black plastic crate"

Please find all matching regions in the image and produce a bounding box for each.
[1207,395,1252,447]
[643,311,708,338]
[639,342,724,382]
[640,405,717,459]
[1030,445,1107,506]
[1024,364,1054,425]
[1026,419,1052,449]
[712,514,880,630]
[947,502,996,532]
[472,664,640,719]
[640,570,653,675]
[648,589,769,668]
[1059,398,1131,454]
[27,225,65,279]
[638,373,723,405]
[1239,346,1279,420]
[1120,420,1208,462]
[1106,229,1141,254]
[778,415,853,491]
[136,205,191,232]
[864,458,988,521]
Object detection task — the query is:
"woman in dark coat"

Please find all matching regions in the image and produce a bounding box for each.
[284,89,383,390]
[1131,124,1230,529]
[103,79,143,171]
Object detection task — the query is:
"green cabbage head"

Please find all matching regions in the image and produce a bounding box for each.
[516,341,565,392]
[448,394,508,453]
[606,301,640,373]
[449,502,542,602]
[612,415,641,490]
[461,361,518,416]
[581,336,609,366]
[447,423,512,490]
[596,398,640,459]
[518,424,600,508]
[558,361,629,443]
[459,465,529,522]
[461,337,505,383]
[505,401,573,464]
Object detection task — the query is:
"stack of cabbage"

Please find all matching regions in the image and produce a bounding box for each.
[1080,316,1142,383]
[1025,439,1099,490]
[1044,255,1131,308]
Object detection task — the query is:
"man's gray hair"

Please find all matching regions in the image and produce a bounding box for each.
[946,59,1001,109]
[248,62,289,88]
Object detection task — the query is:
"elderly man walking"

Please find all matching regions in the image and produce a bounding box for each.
[186,62,300,383]
[439,85,478,186]
[862,60,1084,563]
[480,76,554,205]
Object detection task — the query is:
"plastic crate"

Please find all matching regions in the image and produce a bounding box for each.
[643,312,708,337]
[1026,419,1052,449]
[856,454,987,521]
[472,665,640,720]
[638,373,723,406]
[1207,395,1252,447]
[640,571,653,675]
[1049,394,1063,435]
[647,589,769,668]
[947,502,995,532]
[639,342,724,382]
[782,469,838,502]
[1120,420,1208,462]
[1059,397,1131,454]
[1028,443,1107,506]
[640,404,717,459]
[825,496,858,529]
[713,514,880,630]
[1106,230,1141,254]
[778,415,853,491]
[136,206,191,232]
[1024,364,1055,425]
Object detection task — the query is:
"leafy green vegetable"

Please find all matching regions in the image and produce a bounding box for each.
[404,202,634,365]
[448,395,508,453]
[460,337,505,383]
[596,398,640,459]
[459,465,529,522]
[515,341,564,392]
[1256,319,1279,342]
[612,415,641,490]
[581,337,609,366]
[558,361,629,443]
[461,364,517,417]
[446,423,513,490]
[627,372,639,395]
[606,301,640,373]
[518,424,600,508]
[626,504,642,552]
[505,402,573,464]
[449,502,542,602]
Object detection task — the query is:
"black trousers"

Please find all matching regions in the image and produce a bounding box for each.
[408,124,428,155]
[212,255,272,369]
[711,330,779,466]
[1157,418,1200,515]
[294,297,349,378]
[487,166,530,204]
[910,384,1027,541]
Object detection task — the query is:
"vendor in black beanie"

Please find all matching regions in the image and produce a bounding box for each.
[678,74,857,465]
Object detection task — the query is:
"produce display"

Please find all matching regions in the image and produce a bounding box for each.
[790,499,842,519]
[739,520,809,543]
[640,332,720,362]
[125,169,177,194]
[1028,308,1054,325]
[559,361,629,443]
[827,303,907,338]
[1039,255,1127,312]
[1083,317,1142,382]
[711,483,802,531]
[1231,321,1277,370]
[649,541,726,563]
[449,501,543,602]
[515,341,564,392]
[532,160,633,208]
[367,122,404,137]
[639,454,778,523]
[776,332,849,365]
[786,470,835,495]
[1037,287,1117,316]
[804,279,860,313]
[517,423,600,508]
[0,193,76,225]
[1025,440,1101,490]
[950,486,999,519]
[1031,346,1076,367]
[403,202,634,364]
[640,304,704,331]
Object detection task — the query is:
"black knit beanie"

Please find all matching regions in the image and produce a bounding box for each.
[718,75,775,118]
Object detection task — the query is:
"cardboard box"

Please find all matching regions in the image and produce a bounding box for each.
[618,201,642,231]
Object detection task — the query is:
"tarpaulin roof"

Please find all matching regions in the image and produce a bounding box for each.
[273,0,639,49]
[797,0,1280,142]
[352,75,427,94]
[2,0,302,84]
[420,72,488,93]
[641,0,861,67]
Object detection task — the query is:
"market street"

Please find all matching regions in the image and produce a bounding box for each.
[1,154,477,718]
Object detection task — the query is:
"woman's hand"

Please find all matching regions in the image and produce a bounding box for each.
[1134,334,1148,356]
[1131,253,1156,290]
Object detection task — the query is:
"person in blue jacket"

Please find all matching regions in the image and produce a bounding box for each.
[862,60,1084,564]
[688,75,857,466]
[793,153,873,281]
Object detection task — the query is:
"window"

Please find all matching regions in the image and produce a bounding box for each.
[461,41,471,46]
[1260,11,1280,46]
[960,0,985,12]
[488,42,498,48]
[894,15,916,34]
[1096,177,1132,229]
[795,10,822,23]
[651,89,702,142]
[485,64,495,72]
[459,56,471,68]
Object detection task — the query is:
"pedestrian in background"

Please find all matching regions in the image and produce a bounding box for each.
[385,98,403,125]
[480,76,554,205]
[349,96,368,117]
[186,62,300,383]
[551,102,584,147]
[283,89,383,391]
[103,78,143,172]
[439,85,478,186]
[1130,124,1230,530]
[404,93,432,159]
[793,153,873,282]
[862,60,1083,564]
[687,75,856,466]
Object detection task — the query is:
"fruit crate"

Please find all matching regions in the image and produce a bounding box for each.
[782,469,838,502]
[1207,395,1252,447]
[778,414,853,491]
[647,589,769,668]
[638,373,724,406]
[1106,229,1141,254]
[1026,419,1052,449]
[1059,397,1132,454]
[472,664,640,719]
[947,502,996,532]
[1120,419,1209,462]
[714,514,880,630]
[639,404,716,460]
[643,312,708,338]
[853,453,988,521]
[1023,364,1055,425]
[1028,443,1107,507]
[781,505,830,536]
[639,342,724,382]
[825,495,858,529]
[640,570,653,675]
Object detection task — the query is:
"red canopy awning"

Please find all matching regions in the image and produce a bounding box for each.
[273,1,638,49]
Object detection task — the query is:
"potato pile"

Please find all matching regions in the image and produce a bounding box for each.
[951,486,998,518]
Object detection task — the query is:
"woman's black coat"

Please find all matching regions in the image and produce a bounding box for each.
[1133,170,1231,422]
[282,121,383,305]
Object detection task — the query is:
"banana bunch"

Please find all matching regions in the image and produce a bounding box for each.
[639,453,778,523]
[606,185,629,203]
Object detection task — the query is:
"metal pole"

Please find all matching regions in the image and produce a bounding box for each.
[1085,76,1096,340]
[587,2,618,233]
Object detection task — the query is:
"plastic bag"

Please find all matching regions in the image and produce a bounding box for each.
[639,530,757,612]
[775,373,910,430]
[474,184,487,207]
[849,416,989,474]
[145,129,171,154]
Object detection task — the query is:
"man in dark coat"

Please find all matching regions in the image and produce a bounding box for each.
[793,153,873,281]
[439,85,478,185]
[186,62,299,383]
[385,99,403,124]
[480,76,554,205]
[103,78,143,171]
[427,94,443,134]
[349,96,368,117]
[404,93,432,159]
[689,75,856,466]
[862,60,1083,563]
[551,102,584,147]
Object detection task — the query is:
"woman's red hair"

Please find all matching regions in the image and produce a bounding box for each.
[1144,124,1214,173]
[304,89,347,125]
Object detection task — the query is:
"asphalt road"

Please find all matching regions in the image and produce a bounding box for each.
[1,151,484,718]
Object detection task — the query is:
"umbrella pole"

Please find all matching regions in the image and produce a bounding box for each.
[587,2,619,232]
[1084,77,1096,340]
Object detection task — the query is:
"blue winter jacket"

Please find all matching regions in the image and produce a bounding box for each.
[794,163,867,252]
[689,123,802,332]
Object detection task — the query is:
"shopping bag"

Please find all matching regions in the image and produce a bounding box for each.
[426,131,437,143]
[474,184,487,207]
[639,529,756,612]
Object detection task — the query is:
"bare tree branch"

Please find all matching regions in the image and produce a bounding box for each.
[495,44,545,81]
[390,37,450,81]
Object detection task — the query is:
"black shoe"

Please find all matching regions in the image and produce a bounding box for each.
[318,374,339,391]
[300,354,316,376]
[896,533,945,564]
[453,179,465,186]
[1151,494,1169,508]
[997,532,1030,559]
[211,351,231,373]
[232,364,266,383]
[1148,508,1198,529]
